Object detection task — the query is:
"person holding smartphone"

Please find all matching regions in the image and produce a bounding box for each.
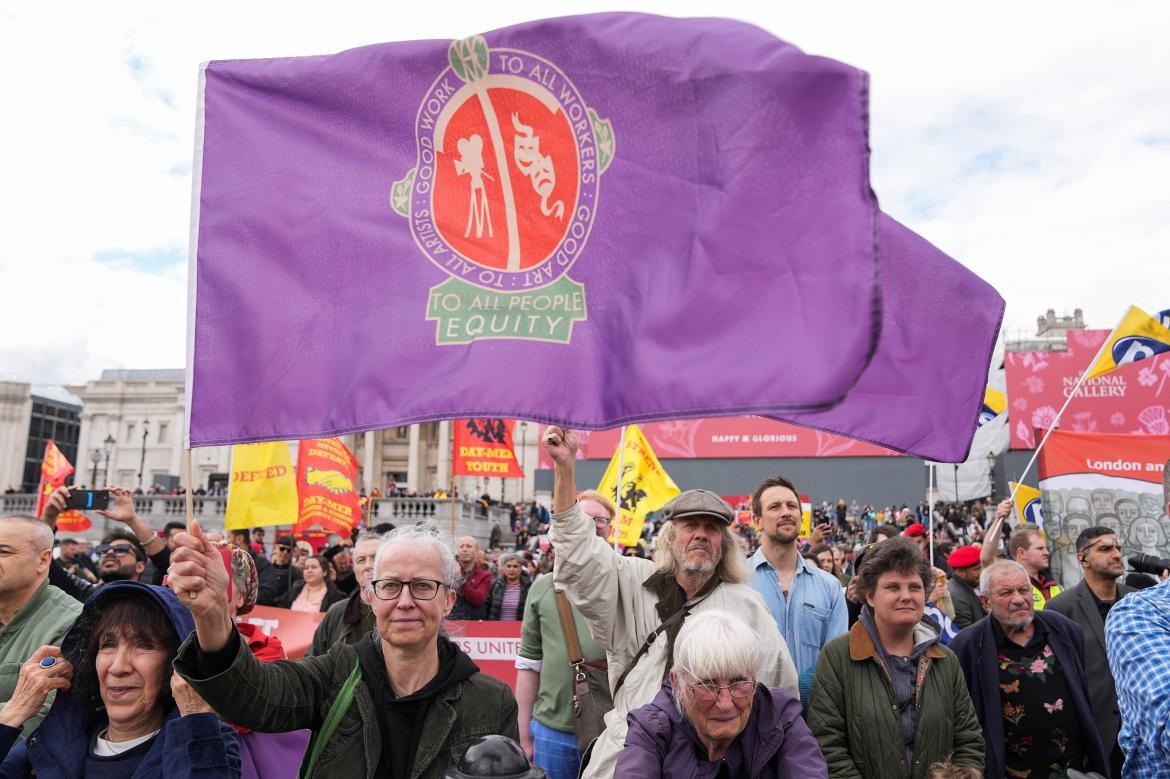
[40,486,172,602]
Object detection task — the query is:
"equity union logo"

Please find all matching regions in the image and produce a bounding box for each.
[391,35,615,344]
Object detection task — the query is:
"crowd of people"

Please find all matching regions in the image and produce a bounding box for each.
[0,428,1165,777]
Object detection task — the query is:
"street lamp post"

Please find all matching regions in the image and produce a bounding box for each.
[88,449,102,489]
[137,420,150,490]
[102,435,115,487]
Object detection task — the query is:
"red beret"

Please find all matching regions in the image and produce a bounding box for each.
[903,523,926,538]
[947,545,982,569]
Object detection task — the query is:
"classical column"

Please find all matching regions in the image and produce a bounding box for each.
[363,430,376,492]
[406,424,421,492]
[436,421,451,493]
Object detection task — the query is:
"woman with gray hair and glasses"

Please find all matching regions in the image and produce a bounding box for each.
[169,520,518,778]
[618,610,827,777]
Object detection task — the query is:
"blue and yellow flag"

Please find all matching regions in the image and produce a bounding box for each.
[1010,482,1044,529]
[978,387,1007,427]
[1086,306,1170,380]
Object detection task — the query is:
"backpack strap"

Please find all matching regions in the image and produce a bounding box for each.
[299,660,362,778]
[611,592,710,696]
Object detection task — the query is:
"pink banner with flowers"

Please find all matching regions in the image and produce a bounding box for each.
[1005,329,1170,449]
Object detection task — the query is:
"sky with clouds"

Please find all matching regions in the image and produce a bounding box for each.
[1,1,1167,387]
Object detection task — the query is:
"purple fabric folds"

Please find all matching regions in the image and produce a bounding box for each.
[187,12,1002,462]
[780,214,1005,462]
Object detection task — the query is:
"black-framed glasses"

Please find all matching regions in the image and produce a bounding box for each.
[369,578,445,601]
[688,679,756,704]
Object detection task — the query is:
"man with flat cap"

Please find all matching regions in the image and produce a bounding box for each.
[542,426,797,779]
[947,545,985,630]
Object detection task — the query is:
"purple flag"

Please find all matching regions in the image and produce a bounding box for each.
[780,214,1004,462]
[186,13,996,462]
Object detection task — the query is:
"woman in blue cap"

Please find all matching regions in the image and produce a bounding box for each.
[0,580,240,777]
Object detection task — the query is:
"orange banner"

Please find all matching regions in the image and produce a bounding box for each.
[294,438,361,536]
[453,419,524,478]
[35,441,90,532]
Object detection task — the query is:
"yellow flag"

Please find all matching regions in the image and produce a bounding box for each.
[1010,482,1044,529]
[597,425,681,547]
[225,442,298,530]
[1085,306,1170,380]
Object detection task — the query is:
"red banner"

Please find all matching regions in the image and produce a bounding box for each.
[453,419,524,478]
[1006,329,1170,449]
[538,417,897,467]
[294,438,361,536]
[238,607,523,689]
[1036,429,1170,589]
[238,605,325,659]
[36,441,90,532]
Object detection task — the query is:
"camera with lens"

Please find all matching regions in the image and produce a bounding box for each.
[1129,553,1170,576]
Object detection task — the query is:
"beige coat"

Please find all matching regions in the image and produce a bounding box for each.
[550,504,798,779]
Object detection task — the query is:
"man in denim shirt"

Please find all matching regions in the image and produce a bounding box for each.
[748,475,848,707]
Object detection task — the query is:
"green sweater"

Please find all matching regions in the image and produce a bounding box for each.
[0,580,82,737]
[518,574,605,732]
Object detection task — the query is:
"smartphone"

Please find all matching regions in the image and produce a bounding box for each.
[63,489,109,511]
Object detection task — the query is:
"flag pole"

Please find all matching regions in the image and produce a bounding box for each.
[449,424,456,539]
[1007,334,1111,506]
[927,463,935,567]
[613,426,625,552]
[183,448,194,529]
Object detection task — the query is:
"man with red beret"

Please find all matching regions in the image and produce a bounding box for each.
[902,522,928,556]
[946,545,984,629]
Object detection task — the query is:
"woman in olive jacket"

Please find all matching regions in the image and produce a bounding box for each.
[171,522,519,779]
[808,539,983,779]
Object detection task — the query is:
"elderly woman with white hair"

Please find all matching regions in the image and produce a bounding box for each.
[617,611,827,777]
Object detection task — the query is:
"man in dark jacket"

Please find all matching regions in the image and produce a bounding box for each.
[309,530,383,655]
[1047,526,1132,777]
[268,534,302,604]
[951,559,1108,779]
[946,545,984,629]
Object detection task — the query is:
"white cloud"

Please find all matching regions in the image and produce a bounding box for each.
[2,1,1168,384]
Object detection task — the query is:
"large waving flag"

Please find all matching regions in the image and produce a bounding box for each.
[185,14,1002,463]
[1085,306,1170,380]
[597,425,680,547]
[785,215,1003,461]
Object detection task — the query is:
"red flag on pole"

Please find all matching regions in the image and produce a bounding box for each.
[36,441,90,532]
[453,420,524,478]
[294,438,362,536]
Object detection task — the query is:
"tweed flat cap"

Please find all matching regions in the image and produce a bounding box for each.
[662,489,735,525]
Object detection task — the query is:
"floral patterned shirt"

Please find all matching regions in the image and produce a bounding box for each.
[995,619,1086,779]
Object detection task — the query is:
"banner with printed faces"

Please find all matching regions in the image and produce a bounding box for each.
[1037,429,1170,589]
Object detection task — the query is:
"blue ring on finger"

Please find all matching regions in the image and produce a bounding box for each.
[39,657,56,668]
